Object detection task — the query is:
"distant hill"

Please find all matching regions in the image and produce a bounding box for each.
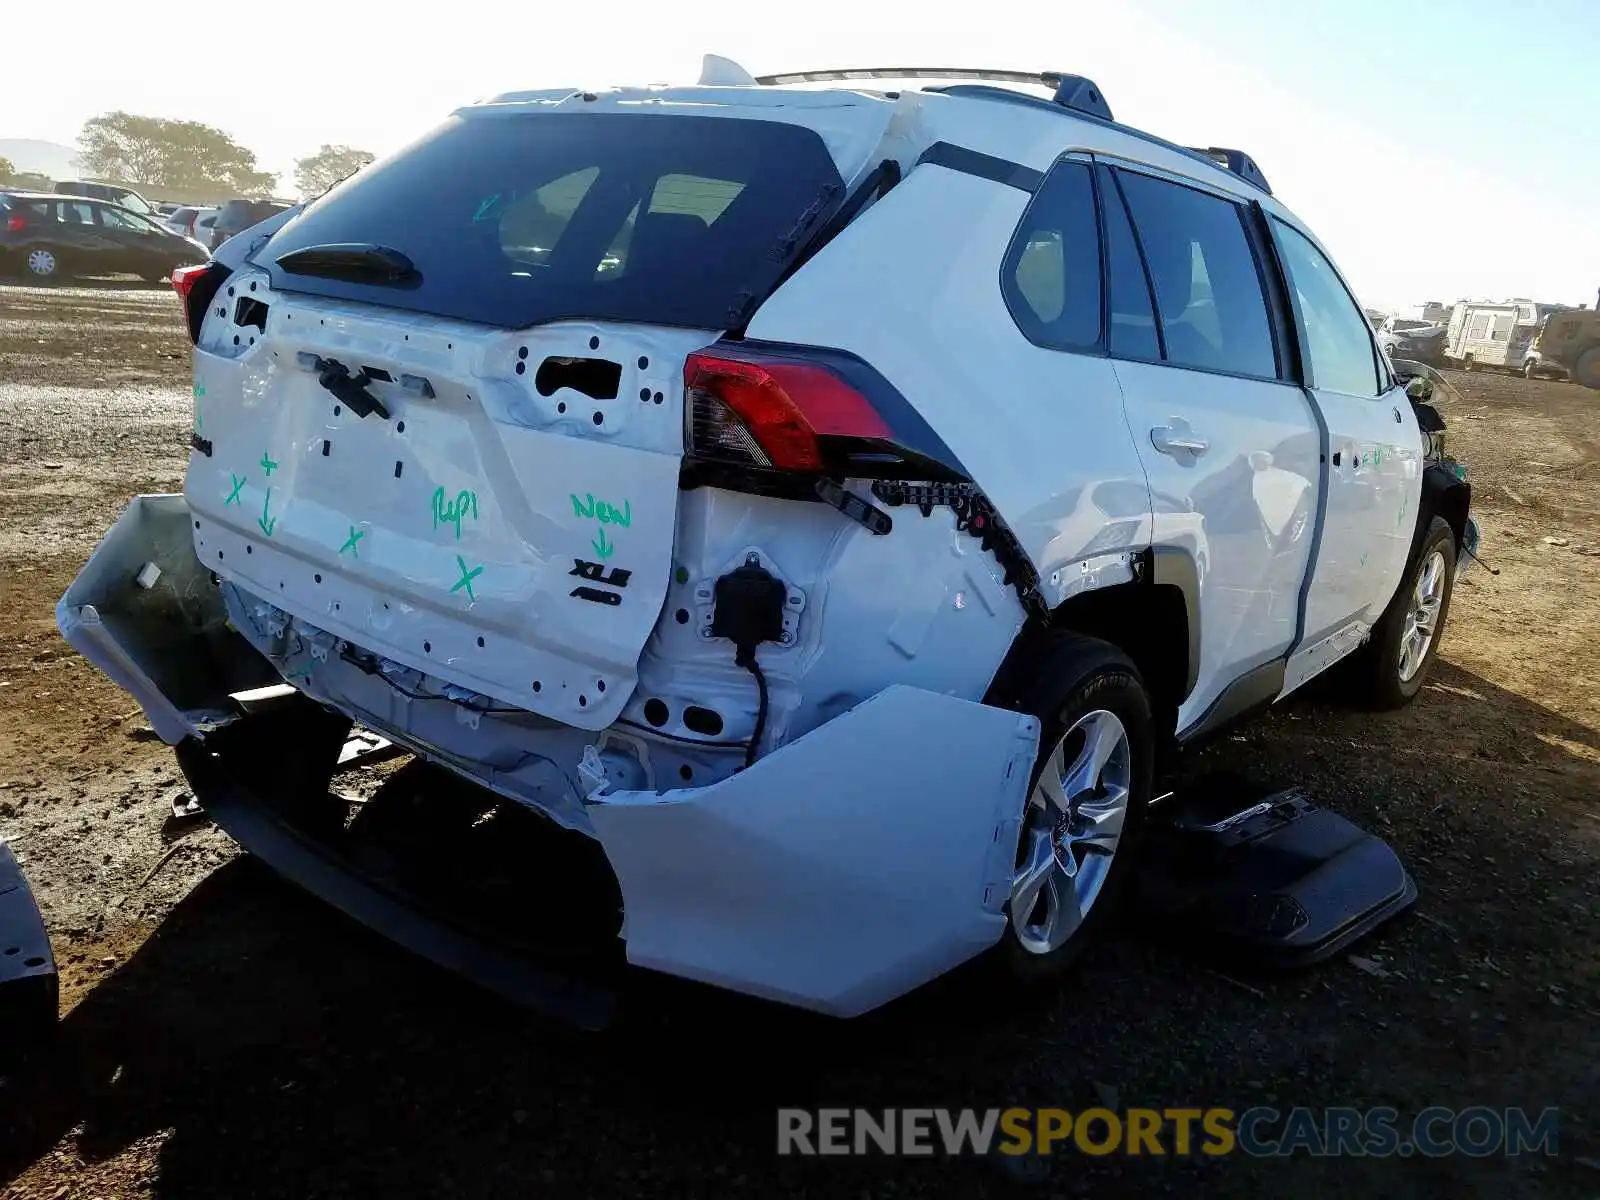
[0,138,81,180]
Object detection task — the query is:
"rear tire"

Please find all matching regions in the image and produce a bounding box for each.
[1574,346,1600,390]
[992,634,1153,983]
[1344,516,1456,710]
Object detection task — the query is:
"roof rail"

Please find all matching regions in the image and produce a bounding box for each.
[750,67,1114,121]
[1187,147,1273,196]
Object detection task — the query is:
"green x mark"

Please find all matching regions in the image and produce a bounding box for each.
[260,450,279,477]
[225,472,246,506]
[339,526,365,557]
[450,554,484,601]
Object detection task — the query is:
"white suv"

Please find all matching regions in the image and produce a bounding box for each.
[60,59,1474,1021]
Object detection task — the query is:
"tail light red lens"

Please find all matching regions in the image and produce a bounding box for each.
[170,261,229,344]
[685,350,893,473]
[170,263,212,298]
[4,215,27,233]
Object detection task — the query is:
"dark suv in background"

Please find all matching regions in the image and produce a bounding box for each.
[0,192,208,281]
[210,199,295,248]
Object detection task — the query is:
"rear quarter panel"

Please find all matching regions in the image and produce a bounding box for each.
[744,164,1153,608]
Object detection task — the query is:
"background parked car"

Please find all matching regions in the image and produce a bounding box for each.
[194,210,221,249]
[54,181,160,219]
[210,198,294,247]
[0,192,208,281]
[163,205,219,244]
[1380,323,1447,365]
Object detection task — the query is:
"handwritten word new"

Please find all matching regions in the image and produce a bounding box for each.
[570,493,632,527]
[432,488,480,539]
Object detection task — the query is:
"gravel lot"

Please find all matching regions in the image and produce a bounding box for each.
[0,281,1596,1199]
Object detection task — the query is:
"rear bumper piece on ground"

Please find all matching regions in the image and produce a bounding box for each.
[0,839,58,1072]
[60,495,1044,1019]
[173,734,622,1030]
[1136,781,1417,968]
[56,493,275,746]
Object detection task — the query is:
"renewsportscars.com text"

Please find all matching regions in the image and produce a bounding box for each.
[777,1106,1560,1158]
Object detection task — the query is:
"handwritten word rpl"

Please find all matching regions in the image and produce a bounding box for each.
[432,487,480,539]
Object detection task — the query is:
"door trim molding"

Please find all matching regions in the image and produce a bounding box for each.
[1178,656,1286,745]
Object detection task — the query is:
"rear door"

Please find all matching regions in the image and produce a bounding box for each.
[91,203,155,271]
[57,200,119,267]
[1102,164,1321,731]
[188,106,880,730]
[1268,218,1417,639]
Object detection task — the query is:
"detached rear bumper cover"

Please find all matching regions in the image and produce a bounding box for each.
[59,495,1041,1018]
[0,839,58,1068]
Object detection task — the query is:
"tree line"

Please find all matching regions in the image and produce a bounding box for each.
[0,113,374,200]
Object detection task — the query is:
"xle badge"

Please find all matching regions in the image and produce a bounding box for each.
[570,558,630,606]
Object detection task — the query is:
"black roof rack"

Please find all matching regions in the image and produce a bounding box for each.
[751,68,1273,197]
[751,67,1114,121]
[1186,147,1273,195]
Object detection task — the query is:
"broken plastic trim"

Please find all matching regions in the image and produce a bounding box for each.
[872,479,1045,616]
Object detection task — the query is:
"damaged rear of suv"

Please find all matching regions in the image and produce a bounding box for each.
[59,60,1470,1023]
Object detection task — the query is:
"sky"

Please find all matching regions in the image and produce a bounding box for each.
[3,0,1596,311]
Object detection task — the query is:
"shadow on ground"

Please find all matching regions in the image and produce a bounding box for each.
[1,662,1594,1199]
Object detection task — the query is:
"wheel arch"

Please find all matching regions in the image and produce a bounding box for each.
[1418,462,1470,559]
[984,546,1198,744]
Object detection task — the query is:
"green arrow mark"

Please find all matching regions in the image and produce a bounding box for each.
[592,527,614,560]
[257,486,277,537]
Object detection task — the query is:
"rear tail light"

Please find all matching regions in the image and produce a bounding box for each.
[5,215,26,233]
[170,263,210,297]
[170,261,229,343]
[683,342,965,483]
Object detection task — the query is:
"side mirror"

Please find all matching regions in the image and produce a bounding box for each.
[1405,375,1435,403]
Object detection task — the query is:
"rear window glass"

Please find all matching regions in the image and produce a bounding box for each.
[256,112,845,331]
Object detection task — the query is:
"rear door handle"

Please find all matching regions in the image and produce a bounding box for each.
[1151,419,1209,458]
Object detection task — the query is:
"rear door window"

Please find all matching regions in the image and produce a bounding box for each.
[1098,168,1160,360]
[999,161,1101,351]
[257,112,846,331]
[1114,169,1278,379]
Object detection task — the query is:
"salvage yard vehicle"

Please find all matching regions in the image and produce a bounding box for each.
[1525,307,1600,387]
[57,58,1476,1023]
[1444,298,1574,376]
[0,192,208,281]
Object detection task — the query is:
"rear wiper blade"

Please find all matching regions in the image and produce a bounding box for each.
[274,242,420,286]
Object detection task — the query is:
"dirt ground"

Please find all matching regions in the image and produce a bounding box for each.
[0,280,1596,1199]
